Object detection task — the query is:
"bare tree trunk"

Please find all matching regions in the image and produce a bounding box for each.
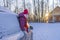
[3,0,6,7]
[15,0,18,14]
[5,0,11,10]
[33,0,37,22]
[47,0,49,13]
[47,0,49,22]
[6,0,8,7]
[3,0,7,7]
[8,0,11,10]
[38,0,40,22]
[41,0,44,22]
[53,0,54,9]
[3,0,13,11]
[23,0,26,9]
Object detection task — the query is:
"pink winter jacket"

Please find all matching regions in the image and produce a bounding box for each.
[18,13,28,32]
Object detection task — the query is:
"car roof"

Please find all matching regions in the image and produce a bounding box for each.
[0,6,18,16]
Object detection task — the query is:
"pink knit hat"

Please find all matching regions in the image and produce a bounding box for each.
[23,9,28,14]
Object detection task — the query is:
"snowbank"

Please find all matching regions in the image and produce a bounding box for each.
[30,23,60,40]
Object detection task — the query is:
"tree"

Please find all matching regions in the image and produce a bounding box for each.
[23,0,26,9]
[33,0,37,22]
[53,0,54,9]
[3,0,6,7]
[3,0,12,10]
[41,0,44,17]
[47,0,49,13]
[41,0,44,22]
[15,0,18,14]
[33,0,37,15]
[8,0,12,10]
[38,0,40,22]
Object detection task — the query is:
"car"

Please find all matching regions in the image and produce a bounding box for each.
[0,6,24,40]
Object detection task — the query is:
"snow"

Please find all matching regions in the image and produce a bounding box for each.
[0,6,60,40]
[30,23,60,40]
[0,21,60,40]
[0,6,24,40]
[0,6,18,16]
[0,31,24,40]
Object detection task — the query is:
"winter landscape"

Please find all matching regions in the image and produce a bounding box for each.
[0,0,60,40]
[0,23,60,40]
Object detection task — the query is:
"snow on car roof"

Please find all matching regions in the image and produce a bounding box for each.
[0,6,18,16]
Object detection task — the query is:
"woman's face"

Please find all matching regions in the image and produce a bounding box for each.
[24,14,28,19]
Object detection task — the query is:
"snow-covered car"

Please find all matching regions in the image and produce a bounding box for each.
[0,6,24,40]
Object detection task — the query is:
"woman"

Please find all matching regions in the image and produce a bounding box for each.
[18,9,31,40]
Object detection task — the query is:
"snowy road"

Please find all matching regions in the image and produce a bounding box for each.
[30,23,60,40]
[0,31,24,40]
[0,23,60,40]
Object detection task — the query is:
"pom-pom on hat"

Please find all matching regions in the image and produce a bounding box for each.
[23,9,28,14]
